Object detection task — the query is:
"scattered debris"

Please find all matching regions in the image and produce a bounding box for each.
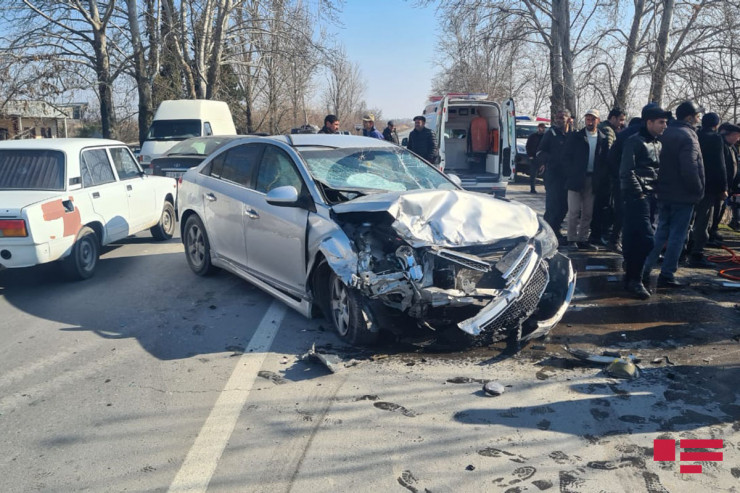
[447,376,488,384]
[466,464,476,471]
[301,343,344,373]
[257,370,287,385]
[531,345,547,351]
[651,357,664,365]
[665,356,675,366]
[483,381,506,396]
[602,350,621,358]
[606,359,640,379]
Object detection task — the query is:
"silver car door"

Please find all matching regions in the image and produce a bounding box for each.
[245,144,308,296]
[201,144,260,269]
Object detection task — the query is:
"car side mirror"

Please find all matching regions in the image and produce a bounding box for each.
[265,185,299,206]
[447,174,462,187]
[401,137,408,147]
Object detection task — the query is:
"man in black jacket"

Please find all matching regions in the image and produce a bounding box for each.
[318,114,340,134]
[525,122,546,193]
[407,115,439,164]
[536,109,571,244]
[620,106,670,299]
[690,113,727,266]
[383,120,399,145]
[720,123,740,230]
[643,100,705,288]
[562,109,609,250]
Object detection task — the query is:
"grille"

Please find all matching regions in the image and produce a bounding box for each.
[482,261,549,334]
[434,248,491,272]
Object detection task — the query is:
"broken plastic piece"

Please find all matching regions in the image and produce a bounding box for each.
[301,343,344,373]
[606,359,640,379]
[483,381,505,396]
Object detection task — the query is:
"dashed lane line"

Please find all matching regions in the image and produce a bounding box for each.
[168,301,286,493]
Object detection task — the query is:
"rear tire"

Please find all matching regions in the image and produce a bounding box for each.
[61,226,99,281]
[150,201,176,240]
[183,215,216,276]
[326,270,378,345]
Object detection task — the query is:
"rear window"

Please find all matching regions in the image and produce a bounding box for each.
[146,119,202,140]
[0,149,65,190]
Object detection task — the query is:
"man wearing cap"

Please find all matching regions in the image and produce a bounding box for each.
[526,122,546,193]
[619,106,670,299]
[407,115,439,164]
[362,114,384,140]
[643,100,705,288]
[383,120,399,144]
[318,114,340,134]
[562,108,609,250]
[689,112,727,266]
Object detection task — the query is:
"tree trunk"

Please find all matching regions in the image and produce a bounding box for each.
[126,0,154,145]
[614,0,645,109]
[549,0,565,117]
[557,0,576,115]
[649,0,674,105]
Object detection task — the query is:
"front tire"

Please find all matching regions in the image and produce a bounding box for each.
[150,201,176,240]
[183,215,216,276]
[61,226,99,280]
[327,271,378,345]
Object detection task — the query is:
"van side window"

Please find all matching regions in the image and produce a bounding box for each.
[80,149,116,187]
[219,144,261,187]
[204,122,213,136]
[109,147,141,180]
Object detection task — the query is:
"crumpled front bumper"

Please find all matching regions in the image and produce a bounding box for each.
[457,249,576,338]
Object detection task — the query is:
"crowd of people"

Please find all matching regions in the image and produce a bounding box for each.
[530,101,740,300]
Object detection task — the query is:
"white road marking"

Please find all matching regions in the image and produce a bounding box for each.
[168,301,286,493]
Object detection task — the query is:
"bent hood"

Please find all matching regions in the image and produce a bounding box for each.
[332,189,539,248]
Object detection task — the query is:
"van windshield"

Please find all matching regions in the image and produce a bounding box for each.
[146,119,202,141]
[0,150,65,190]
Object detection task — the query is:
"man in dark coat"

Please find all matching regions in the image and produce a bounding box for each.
[562,109,609,249]
[525,122,546,193]
[318,114,340,134]
[690,113,727,266]
[383,120,399,145]
[620,106,670,299]
[590,107,625,246]
[536,109,571,244]
[407,115,439,164]
[720,123,740,230]
[643,100,706,288]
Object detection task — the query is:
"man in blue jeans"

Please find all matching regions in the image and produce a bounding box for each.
[643,101,706,288]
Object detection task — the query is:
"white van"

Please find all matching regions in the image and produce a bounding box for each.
[421,94,516,197]
[138,100,236,170]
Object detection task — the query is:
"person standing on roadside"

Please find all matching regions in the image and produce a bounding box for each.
[383,120,399,145]
[719,123,740,231]
[318,114,340,134]
[361,114,384,140]
[590,108,626,246]
[562,109,609,250]
[407,115,439,164]
[620,106,670,299]
[526,122,546,193]
[689,113,726,266]
[643,100,706,288]
[536,109,572,245]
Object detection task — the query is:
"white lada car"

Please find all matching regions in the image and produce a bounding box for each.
[0,138,178,280]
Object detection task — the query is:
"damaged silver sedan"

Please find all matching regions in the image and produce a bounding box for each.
[177,134,575,346]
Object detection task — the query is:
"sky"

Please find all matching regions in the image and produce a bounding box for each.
[336,1,438,121]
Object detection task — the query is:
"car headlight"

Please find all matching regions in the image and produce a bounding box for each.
[533,216,558,258]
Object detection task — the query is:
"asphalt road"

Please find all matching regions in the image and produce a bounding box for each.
[1,183,739,492]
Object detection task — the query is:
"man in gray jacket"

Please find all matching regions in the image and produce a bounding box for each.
[643,101,705,288]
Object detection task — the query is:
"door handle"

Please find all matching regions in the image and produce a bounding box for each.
[245,208,259,219]
[126,184,133,191]
[92,192,100,199]
[204,193,216,202]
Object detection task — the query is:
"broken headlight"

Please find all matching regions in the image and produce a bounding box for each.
[533,216,558,258]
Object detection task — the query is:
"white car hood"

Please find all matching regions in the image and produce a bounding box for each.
[0,191,66,216]
[332,189,539,248]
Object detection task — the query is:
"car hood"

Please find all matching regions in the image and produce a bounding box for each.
[1,191,65,216]
[332,189,539,248]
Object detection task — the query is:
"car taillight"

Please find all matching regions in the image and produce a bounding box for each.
[0,219,28,237]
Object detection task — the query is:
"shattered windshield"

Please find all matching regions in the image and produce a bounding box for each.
[299,147,457,195]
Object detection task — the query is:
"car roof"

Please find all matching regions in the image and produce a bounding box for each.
[0,138,127,151]
[275,134,398,149]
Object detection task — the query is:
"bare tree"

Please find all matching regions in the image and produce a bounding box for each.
[322,47,365,127]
